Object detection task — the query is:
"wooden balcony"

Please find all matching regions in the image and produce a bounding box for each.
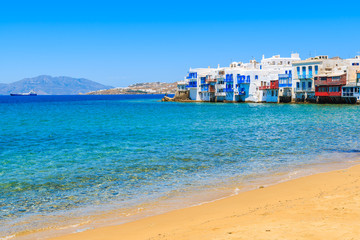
[314,74,346,86]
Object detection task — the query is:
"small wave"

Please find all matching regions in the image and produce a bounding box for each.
[233,188,240,195]
[56,220,90,231]
[75,227,92,233]
[0,234,16,240]
[325,149,360,153]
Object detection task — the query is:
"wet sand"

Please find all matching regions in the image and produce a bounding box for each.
[49,164,360,240]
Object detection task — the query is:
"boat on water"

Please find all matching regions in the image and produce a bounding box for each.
[10,90,37,96]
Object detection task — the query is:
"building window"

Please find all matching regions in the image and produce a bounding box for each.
[315,65,318,75]
[308,82,312,89]
[297,67,300,74]
[255,75,258,80]
[296,82,300,89]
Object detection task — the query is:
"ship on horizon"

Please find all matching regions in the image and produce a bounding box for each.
[10,90,37,96]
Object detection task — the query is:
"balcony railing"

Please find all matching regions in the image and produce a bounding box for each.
[298,74,313,79]
[186,82,197,88]
[278,73,292,78]
[342,92,354,97]
[259,85,279,90]
[295,87,315,92]
[186,73,197,79]
[237,79,250,84]
[314,75,347,86]
[205,78,217,83]
[279,83,292,88]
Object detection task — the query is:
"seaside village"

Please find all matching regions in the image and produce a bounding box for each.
[173,53,360,104]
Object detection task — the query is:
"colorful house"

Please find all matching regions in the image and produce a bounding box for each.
[278,72,292,102]
[342,70,360,103]
[314,74,346,103]
[259,80,279,103]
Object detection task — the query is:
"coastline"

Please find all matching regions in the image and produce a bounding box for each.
[41,160,360,240]
[4,98,360,240]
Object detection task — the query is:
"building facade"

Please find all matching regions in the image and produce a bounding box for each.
[177,53,360,104]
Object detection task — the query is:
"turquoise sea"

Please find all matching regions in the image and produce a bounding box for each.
[1,95,360,239]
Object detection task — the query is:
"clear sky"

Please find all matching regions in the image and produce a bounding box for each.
[0,0,359,87]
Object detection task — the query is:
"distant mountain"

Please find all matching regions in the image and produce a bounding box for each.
[0,75,113,95]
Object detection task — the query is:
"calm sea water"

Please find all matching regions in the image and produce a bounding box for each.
[1,95,360,238]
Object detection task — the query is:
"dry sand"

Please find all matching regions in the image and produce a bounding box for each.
[50,164,360,240]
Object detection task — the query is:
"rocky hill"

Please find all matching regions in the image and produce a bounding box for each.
[86,82,177,95]
[0,75,113,95]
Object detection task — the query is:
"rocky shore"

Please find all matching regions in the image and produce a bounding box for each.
[161,90,192,102]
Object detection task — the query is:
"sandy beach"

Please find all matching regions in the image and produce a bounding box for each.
[48,164,360,240]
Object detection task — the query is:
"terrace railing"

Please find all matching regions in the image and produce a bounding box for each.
[298,74,313,80]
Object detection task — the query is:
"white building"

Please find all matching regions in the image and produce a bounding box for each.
[342,56,360,103]
[180,53,300,102]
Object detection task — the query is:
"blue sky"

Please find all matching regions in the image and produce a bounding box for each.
[0,0,359,87]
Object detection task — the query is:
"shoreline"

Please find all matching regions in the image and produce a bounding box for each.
[161,97,360,104]
[47,162,360,240]
[7,156,357,240]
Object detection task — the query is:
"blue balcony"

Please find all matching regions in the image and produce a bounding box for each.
[237,75,250,84]
[298,74,313,79]
[279,73,292,88]
[237,79,250,84]
[186,72,197,79]
[225,74,233,82]
[279,83,292,88]
[186,81,197,88]
[278,73,291,78]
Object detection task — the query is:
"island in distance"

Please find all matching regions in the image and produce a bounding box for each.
[86,82,177,95]
[0,75,177,95]
[0,75,113,95]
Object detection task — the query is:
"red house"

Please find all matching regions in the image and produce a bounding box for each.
[314,74,346,103]
[259,80,279,103]
[259,80,279,90]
